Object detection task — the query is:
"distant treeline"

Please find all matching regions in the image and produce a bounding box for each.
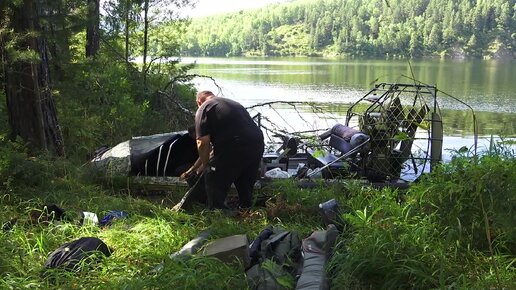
[180,0,515,59]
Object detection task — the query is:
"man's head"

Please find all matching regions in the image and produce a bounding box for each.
[196,91,216,107]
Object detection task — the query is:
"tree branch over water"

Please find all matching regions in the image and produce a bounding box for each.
[162,74,222,92]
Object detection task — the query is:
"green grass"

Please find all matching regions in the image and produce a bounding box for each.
[1,142,515,289]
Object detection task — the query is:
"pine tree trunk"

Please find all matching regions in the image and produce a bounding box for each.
[86,0,100,57]
[143,0,149,88]
[125,0,130,62]
[3,0,64,156]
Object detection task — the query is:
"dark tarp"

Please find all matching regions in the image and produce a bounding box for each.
[129,131,198,177]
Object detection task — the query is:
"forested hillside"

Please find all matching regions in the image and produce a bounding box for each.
[181,0,515,59]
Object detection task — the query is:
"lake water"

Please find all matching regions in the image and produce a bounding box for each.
[182,57,516,157]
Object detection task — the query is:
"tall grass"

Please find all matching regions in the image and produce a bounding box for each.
[328,141,516,289]
[1,139,515,289]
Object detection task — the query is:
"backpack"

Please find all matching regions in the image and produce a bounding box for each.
[43,237,111,273]
[260,228,302,267]
[246,226,302,290]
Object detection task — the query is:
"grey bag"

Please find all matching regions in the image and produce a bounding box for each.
[295,224,339,290]
[203,234,251,269]
[260,228,302,266]
[152,230,212,273]
[246,226,303,290]
[170,229,211,260]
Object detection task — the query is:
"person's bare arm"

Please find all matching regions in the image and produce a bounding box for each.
[196,135,212,174]
[180,157,202,180]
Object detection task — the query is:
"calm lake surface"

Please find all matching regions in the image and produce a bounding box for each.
[182,57,516,155]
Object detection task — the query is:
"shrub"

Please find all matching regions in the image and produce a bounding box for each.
[0,140,54,190]
[410,147,516,254]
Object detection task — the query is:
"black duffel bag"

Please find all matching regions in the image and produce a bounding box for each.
[43,237,111,273]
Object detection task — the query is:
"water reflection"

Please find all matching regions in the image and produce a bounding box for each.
[184,57,516,152]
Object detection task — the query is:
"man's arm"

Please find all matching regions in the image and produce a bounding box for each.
[196,135,212,174]
[180,157,202,180]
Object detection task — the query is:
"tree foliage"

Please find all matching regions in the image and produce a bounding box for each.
[181,0,515,58]
[0,0,197,159]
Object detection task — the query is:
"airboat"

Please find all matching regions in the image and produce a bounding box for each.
[91,82,476,190]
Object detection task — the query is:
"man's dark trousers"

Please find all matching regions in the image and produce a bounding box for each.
[204,143,264,209]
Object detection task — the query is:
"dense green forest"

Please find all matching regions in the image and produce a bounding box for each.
[0,0,198,159]
[182,0,516,58]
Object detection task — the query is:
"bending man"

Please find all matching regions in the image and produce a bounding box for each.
[185,91,264,209]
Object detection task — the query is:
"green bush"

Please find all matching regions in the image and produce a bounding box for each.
[57,58,150,159]
[0,91,7,133]
[0,140,55,190]
[55,56,196,160]
[410,148,516,254]
[328,144,516,289]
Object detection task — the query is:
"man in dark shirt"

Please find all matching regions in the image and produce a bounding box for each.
[184,91,264,209]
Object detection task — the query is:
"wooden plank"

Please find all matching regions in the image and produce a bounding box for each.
[130,176,188,191]
[130,176,263,191]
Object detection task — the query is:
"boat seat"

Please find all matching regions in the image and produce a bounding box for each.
[307,134,353,168]
[307,125,369,177]
[306,134,351,176]
[328,134,352,154]
[306,147,345,173]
